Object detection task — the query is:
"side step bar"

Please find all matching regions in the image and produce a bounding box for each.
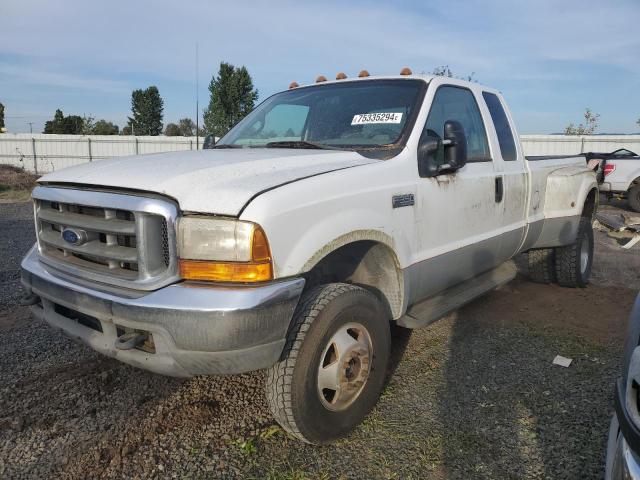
[397,260,517,329]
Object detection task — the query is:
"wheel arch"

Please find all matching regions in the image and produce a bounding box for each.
[581,187,599,221]
[302,234,405,320]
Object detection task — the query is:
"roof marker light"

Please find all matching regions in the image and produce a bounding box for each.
[288,81,299,89]
[316,75,327,83]
[336,72,347,80]
[358,70,370,78]
[400,67,412,75]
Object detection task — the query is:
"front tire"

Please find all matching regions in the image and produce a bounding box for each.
[265,283,391,444]
[555,217,594,287]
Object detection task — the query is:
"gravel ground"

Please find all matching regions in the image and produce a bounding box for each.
[0,197,639,479]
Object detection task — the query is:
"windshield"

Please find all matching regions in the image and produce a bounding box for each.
[217,79,426,151]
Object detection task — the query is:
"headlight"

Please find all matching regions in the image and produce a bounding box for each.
[178,217,272,283]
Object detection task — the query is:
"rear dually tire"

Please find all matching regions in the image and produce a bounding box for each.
[527,248,556,284]
[555,217,594,288]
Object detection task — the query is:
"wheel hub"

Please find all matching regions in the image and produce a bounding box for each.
[580,235,590,274]
[317,322,373,411]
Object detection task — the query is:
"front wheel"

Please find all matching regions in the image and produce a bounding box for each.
[265,283,390,444]
[555,217,594,287]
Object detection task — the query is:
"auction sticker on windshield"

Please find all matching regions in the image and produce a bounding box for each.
[351,112,403,125]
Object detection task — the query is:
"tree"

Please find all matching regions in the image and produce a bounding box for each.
[203,62,259,137]
[432,65,477,82]
[126,86,164,135]
[81,115,95,135]
[178,118,196,136]
[92,120,119,135]
[0,102,5,131]
[43,109,84,134]
[564,108,600,135]
[43,109,65,133]
[63,115,84,134]
[165,123,181,136]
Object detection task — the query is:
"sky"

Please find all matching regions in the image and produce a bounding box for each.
[1,0,639,135]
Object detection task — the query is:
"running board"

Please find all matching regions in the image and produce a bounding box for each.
[397,260,517,329]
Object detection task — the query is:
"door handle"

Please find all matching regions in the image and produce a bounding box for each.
[495,176,504,203]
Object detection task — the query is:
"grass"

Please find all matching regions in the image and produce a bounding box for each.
[0,164,37,202]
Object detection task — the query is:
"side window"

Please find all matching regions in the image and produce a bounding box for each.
[482,92,517,161]
[424,86,491,162]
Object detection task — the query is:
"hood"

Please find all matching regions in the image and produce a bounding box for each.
[39,149,378,215]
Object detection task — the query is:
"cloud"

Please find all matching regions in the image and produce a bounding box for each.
[3,0,638,86]
[0,62,130,94]
[0,0,638,133]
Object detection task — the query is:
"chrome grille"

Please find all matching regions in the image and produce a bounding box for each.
[32,186,179,290]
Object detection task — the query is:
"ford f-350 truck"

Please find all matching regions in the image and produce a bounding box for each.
[21,71,598,443]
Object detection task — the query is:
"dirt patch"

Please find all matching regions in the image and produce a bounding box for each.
[0,165,37,202]
[487,277,635,345]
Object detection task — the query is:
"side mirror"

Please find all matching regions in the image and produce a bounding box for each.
[203,134,216,149]
[417,121,468,178]
[442,120,467,171]
[417,130,441,178]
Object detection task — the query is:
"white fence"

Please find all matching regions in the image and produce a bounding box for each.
[1,133,640,174]
[0,134,203,174]
[520,135,640,157]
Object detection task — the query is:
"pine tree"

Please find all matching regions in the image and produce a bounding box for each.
[203,62,258,137]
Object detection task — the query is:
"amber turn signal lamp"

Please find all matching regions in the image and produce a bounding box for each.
[400,67,412,75]
[179,260,272,283]
[180,226,273,283]
[358,70,370,77]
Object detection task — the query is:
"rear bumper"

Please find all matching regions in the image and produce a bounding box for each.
[21,246,305,377]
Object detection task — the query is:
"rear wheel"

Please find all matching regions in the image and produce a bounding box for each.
[265,283,390,444]
[527,248,556,284]
[628,184,640,213]
[555,217,594,288]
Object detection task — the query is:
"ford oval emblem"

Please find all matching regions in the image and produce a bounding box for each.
[61,228,87,246]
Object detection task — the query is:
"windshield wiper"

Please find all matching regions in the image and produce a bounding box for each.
[212,144,243,149]
[265,141,338,150]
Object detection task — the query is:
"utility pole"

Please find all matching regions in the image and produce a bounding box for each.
[195,43,199,150]
[27,122,33,134]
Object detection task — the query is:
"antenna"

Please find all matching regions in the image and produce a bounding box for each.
[196,43,199,150]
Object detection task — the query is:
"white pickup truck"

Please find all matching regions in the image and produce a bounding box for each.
[21,71,597,443]
[588,149,640,212]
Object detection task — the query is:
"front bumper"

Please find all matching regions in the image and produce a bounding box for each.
[21,246,305,377]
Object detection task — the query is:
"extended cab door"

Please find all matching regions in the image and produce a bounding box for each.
[408,84,504,304]
[480,91,528,260]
